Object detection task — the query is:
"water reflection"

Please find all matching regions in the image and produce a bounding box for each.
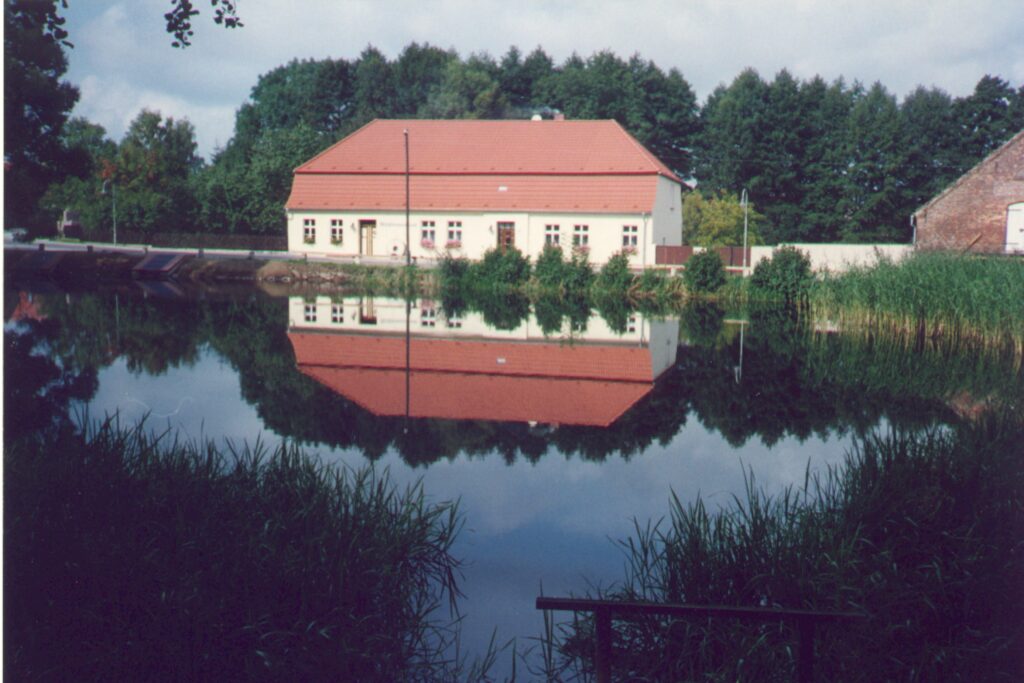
[287,296,678,427]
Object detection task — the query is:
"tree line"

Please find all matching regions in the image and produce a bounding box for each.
[6,1,1023,244]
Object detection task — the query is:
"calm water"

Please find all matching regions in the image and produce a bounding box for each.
[8,283,1017,676]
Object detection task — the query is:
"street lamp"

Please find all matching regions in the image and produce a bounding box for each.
[102,180,117,245]
[740,188,749,273]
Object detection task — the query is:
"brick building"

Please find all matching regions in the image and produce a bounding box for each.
[914,130,1024,253]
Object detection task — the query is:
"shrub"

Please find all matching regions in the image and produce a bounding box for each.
[534,244,568,291]
[750,246,812,303]
[564,250,595,294]
[472,247,531,291]
[597,252,634,294]
[683,249,726,293]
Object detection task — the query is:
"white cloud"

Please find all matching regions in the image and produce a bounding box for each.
[61,0,1024,159]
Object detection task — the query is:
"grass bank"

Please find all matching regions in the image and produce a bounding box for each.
[5,419,494,681]
[543,410,1024,681]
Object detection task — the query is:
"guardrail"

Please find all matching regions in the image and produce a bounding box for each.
[536,596,866,683]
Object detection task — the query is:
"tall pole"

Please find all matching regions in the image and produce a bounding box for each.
[741,188,749,273]
[112,182,117,245]
[404,129,410,266]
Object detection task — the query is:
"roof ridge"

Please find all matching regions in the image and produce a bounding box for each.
[609,119,682,183]
[915,128,1024,216]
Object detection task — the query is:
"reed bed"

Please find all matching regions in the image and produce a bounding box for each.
[810,252,1024,358]
[5,419,491,681]
[543,411,1024,681]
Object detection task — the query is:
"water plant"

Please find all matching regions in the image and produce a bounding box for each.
[5,419,487,681]
[810,251,1024,356]
[542,411,1024,681]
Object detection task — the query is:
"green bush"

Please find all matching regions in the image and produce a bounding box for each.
[683,249,727,293]
[533,244,568,291]
[472,247,531,291]
[750,246,812,303]
[564,250,595,294]
[597,252,634,294]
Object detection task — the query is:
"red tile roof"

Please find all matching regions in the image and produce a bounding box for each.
[286,119,680,214]
[288,331,658,427]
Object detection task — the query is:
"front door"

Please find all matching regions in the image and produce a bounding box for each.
[360,220,376,256]
[497,221,515,250]
[1007,203,1024,254]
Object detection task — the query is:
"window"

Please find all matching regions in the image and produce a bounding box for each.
[330,219,343,245]
[545,224,560,245]
[421,220,436,247]
[304,303,317,323]
[420,307,436,328]
[627,314,637,334]
[447,220,462,247]
[331,304,343,324]
[446,314,463,329]
[303,218,316,244]
[573,224,589,247]
[622,225,638,252]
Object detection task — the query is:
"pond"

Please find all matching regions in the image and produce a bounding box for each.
[6,283,1021,678]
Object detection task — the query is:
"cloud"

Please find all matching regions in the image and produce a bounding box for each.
[61,0,1024,159]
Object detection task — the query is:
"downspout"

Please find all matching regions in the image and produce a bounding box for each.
[642,212,649,269]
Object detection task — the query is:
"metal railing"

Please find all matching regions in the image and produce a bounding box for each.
[536,596,866,683]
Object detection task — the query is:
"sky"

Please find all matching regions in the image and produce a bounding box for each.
[60,0,1024,160]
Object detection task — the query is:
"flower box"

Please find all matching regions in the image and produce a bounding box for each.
[573,245,590,255]
[420,239,435,249]
[330,238,343,246]
[445,240,462,249]
[622,245,637,255]
[303,237,315,245]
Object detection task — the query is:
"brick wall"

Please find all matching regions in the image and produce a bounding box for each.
[915,132,1024,253]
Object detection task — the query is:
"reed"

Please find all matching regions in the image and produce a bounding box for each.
[810,252,1024,357]
[545,411,1024,681]
[5,418,494,681]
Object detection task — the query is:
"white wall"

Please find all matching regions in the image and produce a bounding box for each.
[287,202,682,267]
[288,295,658,344]
[746,243,914,273]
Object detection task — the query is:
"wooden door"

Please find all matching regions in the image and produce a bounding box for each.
[360,220,376,256]
[497,221,515,250]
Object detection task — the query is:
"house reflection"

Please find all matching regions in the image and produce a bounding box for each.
[287,297,678,428]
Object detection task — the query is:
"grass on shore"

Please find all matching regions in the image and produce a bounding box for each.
[5,418,496,682]
[543,410,1024,681]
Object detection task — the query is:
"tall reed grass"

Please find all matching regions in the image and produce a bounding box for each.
[811,252,1024,357]
[543,411,1024,681]
[5,419,492,681]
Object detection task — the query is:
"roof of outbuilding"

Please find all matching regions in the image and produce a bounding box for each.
[286,119,680,213]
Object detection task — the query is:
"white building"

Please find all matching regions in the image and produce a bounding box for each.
[285,119,683,266]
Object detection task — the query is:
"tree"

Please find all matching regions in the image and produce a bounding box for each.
[393,43,454,116]
[422,54,508,119]
[952,75,1024,171]
[112,110,201,234]
[40,118,118,239]
[840,82,909,242]
[683,192,764,247]
[4,0,79,231]
[163,0,242,48]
